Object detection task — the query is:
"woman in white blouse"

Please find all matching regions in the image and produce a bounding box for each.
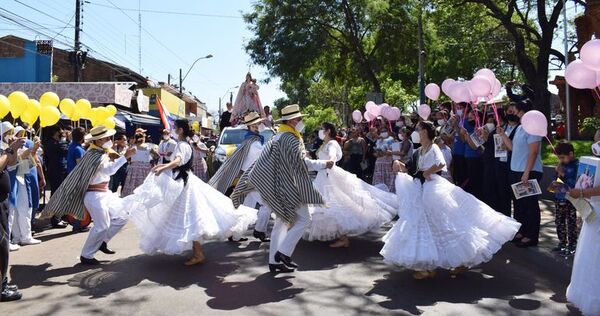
[381,121,520,279]
[125,120,256,266]
[121,133,153,196]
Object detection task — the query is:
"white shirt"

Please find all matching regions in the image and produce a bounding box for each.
[194,142,208,159]
[169,141,193,166]
[130,144,152,163]
[159,138,177,163]
[241,140,264,172]
[90,155,127,185]
[418,144,448,172]
[317,140,343,162]
[440,145,452,169]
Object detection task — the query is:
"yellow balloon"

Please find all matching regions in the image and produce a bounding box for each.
[0,95,10,119]
[102,117,116,129]
[192,121,200,131]
[70,110,81,122]
[59,98,76,118]
[40,92,60,107]
[106,105,117,117]
[21,99,41,125]
[40,106,61,127]
[8,91,29,118]
[88,108,99,123]
[75,99,92,118]
[96,107,110,121]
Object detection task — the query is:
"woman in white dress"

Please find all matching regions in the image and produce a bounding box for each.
[121,133,153,196]
[566,142,600,316]
[304,122,397,248]
[125,120,256,266]
[380,121,521,279]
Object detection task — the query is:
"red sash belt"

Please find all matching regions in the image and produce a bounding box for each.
[87,182,109,192]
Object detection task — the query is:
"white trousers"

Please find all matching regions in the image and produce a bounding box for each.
[9,181,33,243]
[243,191,272,233]
[81,191,127,259]
[268,206,311,264]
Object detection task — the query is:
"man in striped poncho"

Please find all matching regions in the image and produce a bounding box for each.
[232,104,334,274]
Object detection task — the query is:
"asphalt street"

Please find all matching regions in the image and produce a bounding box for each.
[2,200,583,316]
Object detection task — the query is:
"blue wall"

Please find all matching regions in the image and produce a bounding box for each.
[0,40,52,82]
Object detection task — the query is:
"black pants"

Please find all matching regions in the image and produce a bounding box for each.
[110,164,128,193]
[0,200,9,285]
[452,154,467,187]
[494,161,512,217]
[345,154,364,180]
[555,200,578,248]
[465,157,483,200]
[481,159,497,210]
[47,173,66,226]
[510,170,543,243]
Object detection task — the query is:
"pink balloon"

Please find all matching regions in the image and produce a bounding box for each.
[490,78,502,97]
[565,59,598,89]
[352,110,362,123]
[581,39,600,71]
[366,101,380,116]
[390,107,401,121]
[364,111,375,122]
[441,79,456,95]
[469,75,492,98]
[475,68,496,83]
[521,110,548,137]
[425,83,441,101]
[417,104,431,120]
[450,82,471,103]
[382,107,393,120]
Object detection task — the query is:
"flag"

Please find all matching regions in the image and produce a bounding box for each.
[156,95,174,130]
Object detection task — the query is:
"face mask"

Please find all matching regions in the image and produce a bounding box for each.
[411,131,421,144]
[171,130,178,139]
[318,129,325,140]
[294,121,305,133]
[192,135,200,143]
[485,123,495,132]
[102,140,113,149]
[398,134,405,141]
[258,124,266,133]
[396,121,405,128]
[60,137,67,142]
[592,141,600,157]
[437,119,446,126]
[380,132,389,138]
[506,114,518,122]
[456,110,463,117]
[162,134,170,140]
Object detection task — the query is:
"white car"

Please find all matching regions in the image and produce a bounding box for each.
[214,125,276,166]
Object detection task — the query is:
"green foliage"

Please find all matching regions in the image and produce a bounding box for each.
[581,117,600,133]
[301,104,342,133]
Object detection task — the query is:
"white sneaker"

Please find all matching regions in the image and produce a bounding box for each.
[20,238,42,245]
[9,243,20,251]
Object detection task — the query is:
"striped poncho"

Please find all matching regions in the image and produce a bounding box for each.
[231,132,323,225]
[42,148,105,220]
[208,134,261,194]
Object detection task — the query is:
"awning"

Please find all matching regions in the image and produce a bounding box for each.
[116,111,161,126]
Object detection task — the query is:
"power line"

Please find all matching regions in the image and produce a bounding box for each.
[12,0,71,26]
[85,1,243,19]
[0,9,73,48]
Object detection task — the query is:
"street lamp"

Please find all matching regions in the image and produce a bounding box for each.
[219,85,239,117]
[179,54,213,94]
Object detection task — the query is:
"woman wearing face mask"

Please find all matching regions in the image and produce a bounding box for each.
[381,121,520,279]
[191,134,209,182]
[304,122,396,248]
[566,134,600,316]
[480,114,499,211]
[121,133,153,196]
[342,128,367,180]
[372,127,396,192]
[459,107,484,200]
[451,103,468,188]
[125,119,257,265]
[495,106,520,217]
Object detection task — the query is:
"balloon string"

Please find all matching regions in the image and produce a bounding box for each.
[491,103,500,127]
[545,136,558,157]
[471,103,480,129]
[593,87,600,100]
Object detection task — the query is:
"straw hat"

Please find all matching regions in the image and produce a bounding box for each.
[243,111,264,126]
[85,125,116,141]
[276,104,305,122]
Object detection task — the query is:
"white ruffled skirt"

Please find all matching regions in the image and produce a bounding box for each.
[380,173,520,270]
[567,206,600,316]
[304,166,396,242]
[122,171,256,255]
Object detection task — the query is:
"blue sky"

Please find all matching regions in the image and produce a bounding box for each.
[0,0,286,115]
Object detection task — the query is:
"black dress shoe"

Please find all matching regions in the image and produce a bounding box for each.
[0,289,22,302]
[80,256,100,265]
[228,236,248,242]
[253,230,270,242]
[73,227,90,233]
[269,264,295,274]
[516,240,538,248]
[275,251,298,268]
[99,242,116,254]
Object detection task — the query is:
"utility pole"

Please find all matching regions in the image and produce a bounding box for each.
[229,92,233,104]
[417,2,425,105]
[167,74,171,86]
[179,68,183,95]
[218,97,222,117]
[74,0,82,82]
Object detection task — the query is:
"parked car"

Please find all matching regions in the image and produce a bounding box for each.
[213,125,276,172]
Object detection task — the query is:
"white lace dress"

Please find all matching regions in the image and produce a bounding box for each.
[567,199,600,316]
[124,141,256,255]
[304,140,397,241]
[380,144,521,270]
